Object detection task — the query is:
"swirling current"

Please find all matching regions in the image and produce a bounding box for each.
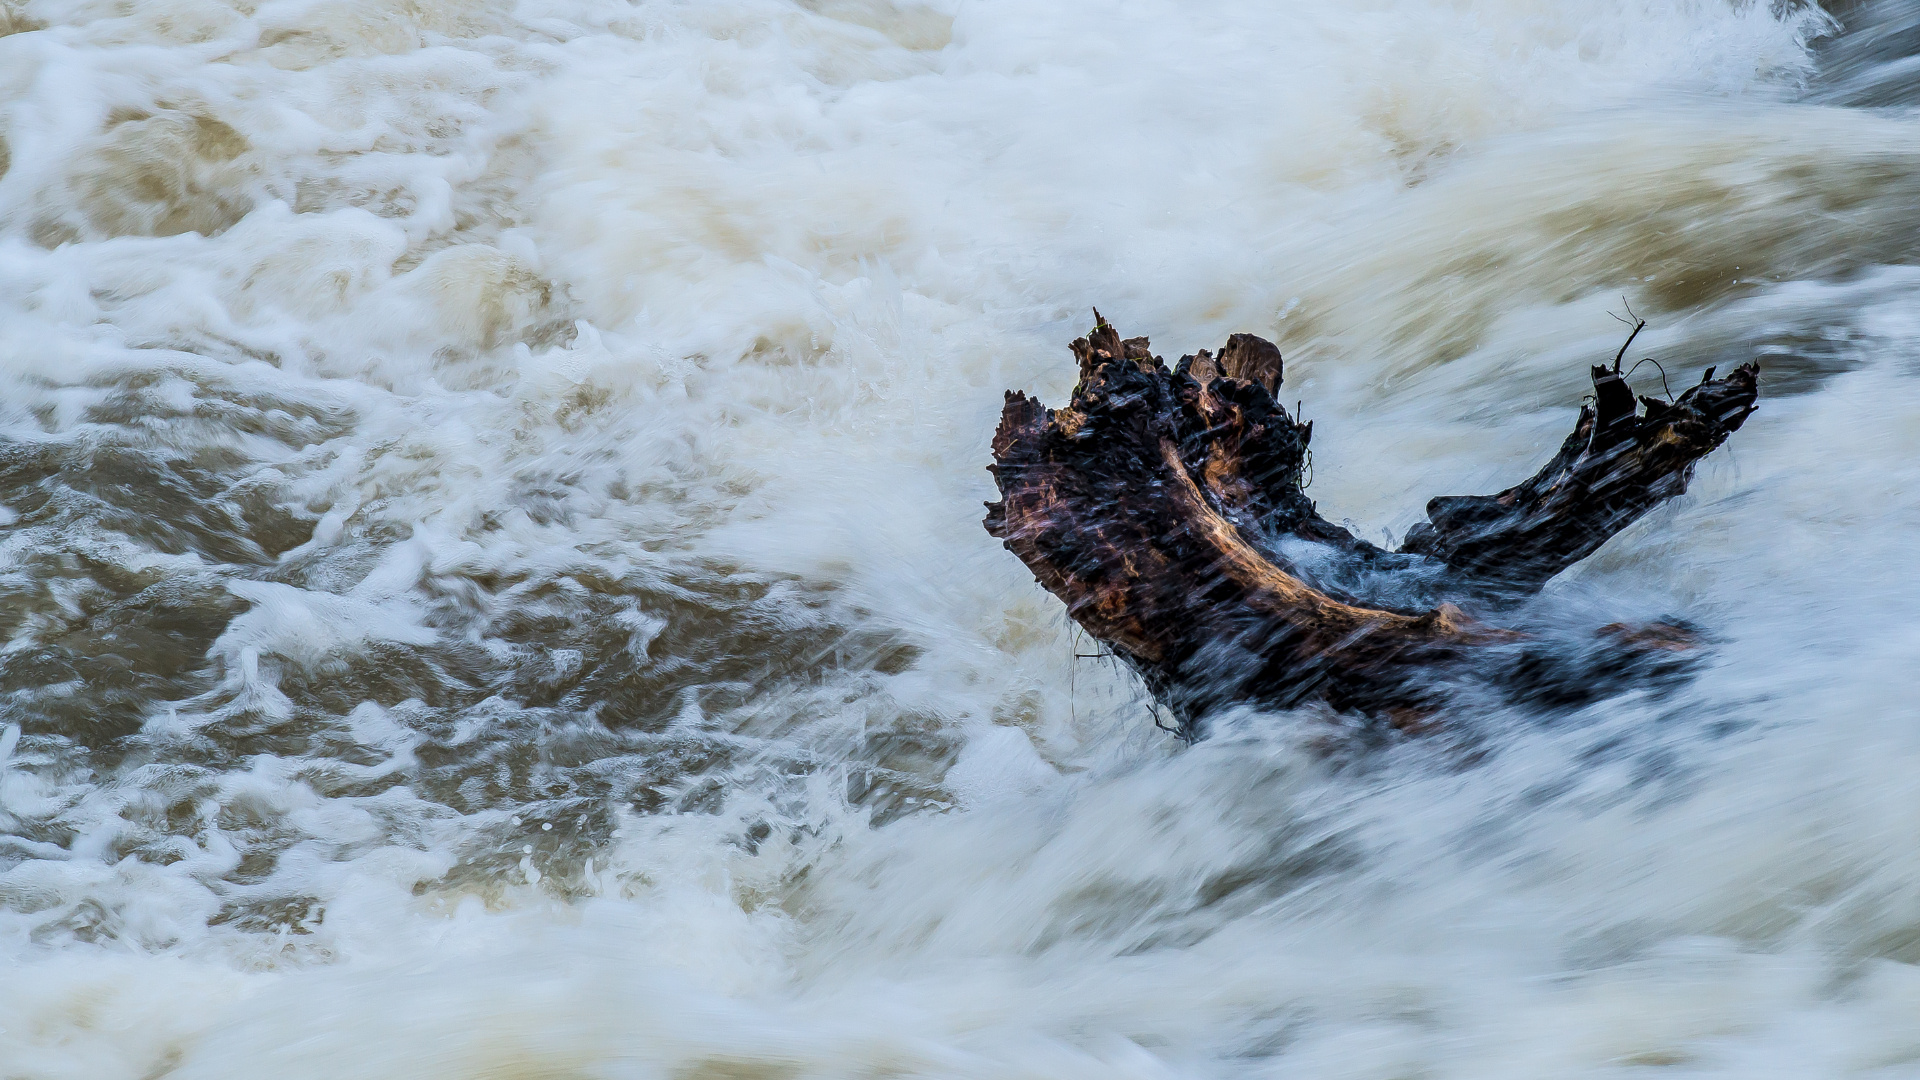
[5,0,1920,1076]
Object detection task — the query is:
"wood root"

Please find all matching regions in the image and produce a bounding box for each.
[984,313,1759,735]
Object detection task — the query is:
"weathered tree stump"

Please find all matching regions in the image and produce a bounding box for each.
[985,314,1758,737]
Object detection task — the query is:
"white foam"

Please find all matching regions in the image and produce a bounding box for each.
[12,0,1920,1076]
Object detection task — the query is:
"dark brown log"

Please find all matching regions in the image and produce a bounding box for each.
[984,314,1759,736]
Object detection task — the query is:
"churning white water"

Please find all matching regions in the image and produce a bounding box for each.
[4,0,1920,1075]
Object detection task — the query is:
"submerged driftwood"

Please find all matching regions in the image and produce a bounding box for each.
[984,314,1758,736]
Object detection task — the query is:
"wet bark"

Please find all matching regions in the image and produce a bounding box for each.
[984,314,1758,736]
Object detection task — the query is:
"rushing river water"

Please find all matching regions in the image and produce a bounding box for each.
[4,0,1920,1075]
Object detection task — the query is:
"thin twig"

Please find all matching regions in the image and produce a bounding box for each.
[1069,625,1079,727]
[1624,357,1675,403]
[1611,313,1647,374]
[1296,400,1313,489]
[1150,703,1190,743]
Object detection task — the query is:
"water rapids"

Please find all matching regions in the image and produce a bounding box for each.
[4,0,1920,1076]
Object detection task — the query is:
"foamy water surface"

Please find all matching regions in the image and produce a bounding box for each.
[4,0,1920,1075]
